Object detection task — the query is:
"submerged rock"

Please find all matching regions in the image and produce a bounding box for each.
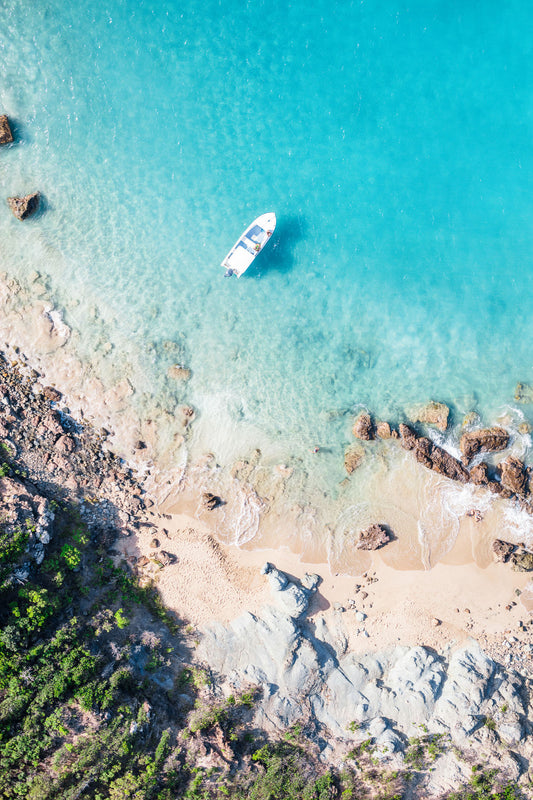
[0,115,13,145]
[352,412,374,441]
[407,401,449,432]
[356,523,391,550]
[514,383,533,404]
[7,192,40,220]
[498,456,528,497]
[167,365,191,381]
[344,443,364,474]
[492,540,515,563]
[459,427,509,465]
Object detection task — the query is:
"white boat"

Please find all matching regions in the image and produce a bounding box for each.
[221,212,276,277]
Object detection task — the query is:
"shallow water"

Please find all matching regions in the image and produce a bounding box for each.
[1,0,532,563]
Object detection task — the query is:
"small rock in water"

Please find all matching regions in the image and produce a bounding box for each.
[514,382,533,404]
[356,523,391,551]
[0,115,13,144]
[352,412,374,440]
[167,365,191,381]
[344,443,364,474]
[7,192,40,220]
[201,492,222,511]
[375,421,392,439]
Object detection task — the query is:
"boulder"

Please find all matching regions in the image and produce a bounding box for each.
[0,115,13,145]
[42,386,61,402]
[55,434,75,454]
[514,383,533,404]
[375,421,392,439]
[469,463,490,485]
[459,427,509,465]
[407,401,449,432]
[201,492,222,511]
[352,412,374,440]
[356,523,391,551]
[403,428,470,483]
[7,192,40,221]
[498,456,528,497]
[492,540,515,563]
[399,423,417,450]
[344,443,364,474]
[510,550,533,572]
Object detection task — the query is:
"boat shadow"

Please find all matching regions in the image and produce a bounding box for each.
[247,214,305,278]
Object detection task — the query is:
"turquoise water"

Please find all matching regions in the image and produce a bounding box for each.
[1,0,532,494]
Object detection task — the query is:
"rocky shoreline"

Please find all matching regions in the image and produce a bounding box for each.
[1,346,532,796]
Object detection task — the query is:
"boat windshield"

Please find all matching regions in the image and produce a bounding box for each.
[247,224,266,243]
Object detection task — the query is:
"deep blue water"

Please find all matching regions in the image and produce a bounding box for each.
[1,0,532,482]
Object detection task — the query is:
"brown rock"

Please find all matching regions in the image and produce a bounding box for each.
[202,492,222,511]
[407,401,449,431]
[0,115,13,145]
[179,405,195,427]
[492,539,515,563]
[498,456,528,497]
[42,385,61,402]
[167,365,191,381]
[432,618,441,627]
[459,427,509,464]
[356,523,391,551]
[7,192,40,221]
[344,443,364,474]
[134,440,146,450]
[375,421,392,439]
[405,429,470,483]
[518,422,532,435]
[470,462,490,485]
[136,555,150,568]
[352,412,374,441]
[399,423,417,450]
[150,538,160,548]
[55,434,75,454]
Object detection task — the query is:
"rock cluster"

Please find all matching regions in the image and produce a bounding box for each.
[0,351,148,545]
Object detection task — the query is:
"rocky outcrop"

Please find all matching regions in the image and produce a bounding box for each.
[492,540,515,563]
[352,412,374,440]
[407,401,449,432]
[356,523,391,550]
[0,115,13,145]
[198,567,531,774]
[344,443,364,474]
[459,427,509,465]
[7,192,40,220]
[399,424,470,483]
[498,457,528,497]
